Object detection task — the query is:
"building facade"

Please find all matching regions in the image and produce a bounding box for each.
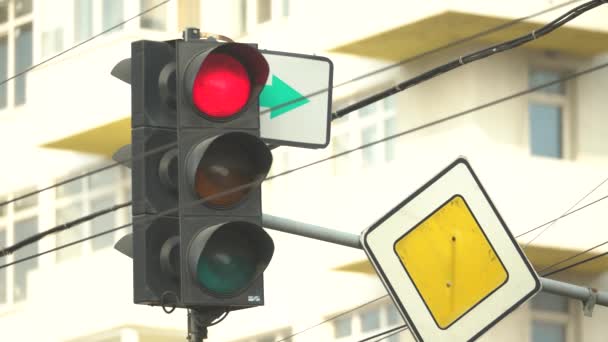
[1,0,608,341]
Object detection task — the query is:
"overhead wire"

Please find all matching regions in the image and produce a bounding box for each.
[0,201,131,257]
[0,0,591,208]
[543,249,608,277]
[515,193,608,238]
[2,60,608,265]
[0,0,174,209]
[0,0,171,88]
[0,142,176,209]
[357,325,408,342]
[1,2,606,338]
[523,176,608,248]
[331,0,606,119]
[274,296,389,342]
[539,240,608,275]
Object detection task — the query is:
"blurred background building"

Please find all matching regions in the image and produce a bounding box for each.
[1,0,608,341]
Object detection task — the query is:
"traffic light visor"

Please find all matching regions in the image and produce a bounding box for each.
[188,222,274,296]
[186,132,272,208]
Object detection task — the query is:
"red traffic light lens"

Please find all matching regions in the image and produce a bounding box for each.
[192,53,251,118]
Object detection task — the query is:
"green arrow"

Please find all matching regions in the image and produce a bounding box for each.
[260,75,310,119]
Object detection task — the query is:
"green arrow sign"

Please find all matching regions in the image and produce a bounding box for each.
[260,75,310,119]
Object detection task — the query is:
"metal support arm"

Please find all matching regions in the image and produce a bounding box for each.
[262,214,608,312]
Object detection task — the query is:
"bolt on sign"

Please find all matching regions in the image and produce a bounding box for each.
[361,158,541,341]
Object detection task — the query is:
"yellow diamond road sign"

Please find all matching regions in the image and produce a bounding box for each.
[361,158,541,342]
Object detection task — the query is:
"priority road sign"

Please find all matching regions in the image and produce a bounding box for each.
[361,158,541,342]
[259,50,333,148]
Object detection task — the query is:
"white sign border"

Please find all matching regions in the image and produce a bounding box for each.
[259,50,333,149]
[361,158,541,341]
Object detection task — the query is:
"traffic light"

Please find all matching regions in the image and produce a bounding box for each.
[112,39,182,307]
[175,32,274,308]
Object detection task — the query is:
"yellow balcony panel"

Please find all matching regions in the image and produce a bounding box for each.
[330,11,608,61]
[43,118,131,158]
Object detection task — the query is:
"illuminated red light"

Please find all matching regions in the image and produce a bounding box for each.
[192,53,251,118]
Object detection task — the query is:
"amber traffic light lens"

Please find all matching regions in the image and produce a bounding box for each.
[194,140,256,208]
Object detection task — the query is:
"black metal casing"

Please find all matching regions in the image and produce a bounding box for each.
[175,40,273,308]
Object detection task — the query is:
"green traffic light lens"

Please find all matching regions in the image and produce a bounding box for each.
[195,235,257,295]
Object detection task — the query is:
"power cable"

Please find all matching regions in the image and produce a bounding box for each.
[0,0,171,88]
[516,193,608,238]
[2,60,608,261]
[539,240,608,275]
[0,201,131,257]
[543,249,608,277]
[0,0,582,206]
[328,0,585,97]
[0,142,176,209]
[268,62,608,181]
[331,0,605,119]
[523,176,608,248]
[275,295,389,342]
[356,325,408,342]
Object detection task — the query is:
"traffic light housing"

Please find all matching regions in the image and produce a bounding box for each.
[112,39,182,307]
[175,37,274,308]
[113,33,275,311]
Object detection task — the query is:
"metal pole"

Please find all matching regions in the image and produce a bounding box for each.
[186,309,223,342]
[262,214,608,312]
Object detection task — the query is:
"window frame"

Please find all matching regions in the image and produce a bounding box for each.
[526,57,578,160]
[330,89,397,174]
[331,300,405,341]
[53,165,131,263]
[529,292,577,342]
[0,0,33,112]
[0,188,40,309]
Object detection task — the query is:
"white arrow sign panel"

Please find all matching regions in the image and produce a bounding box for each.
[259,50,333,149]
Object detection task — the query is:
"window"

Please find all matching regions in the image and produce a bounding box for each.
[528,68,571,159]
[330,95,397,174]
[90,195,116,250]
[384,116,397,162]
[0,189,39,305]
[230,328,292,342]
[102,0,124,31]
[360,307,381,332]
[14,188,37,211]
[0,227,6,305]
[14,0,31,17]
[41,27,63,58]
[0,0,33,111]
[141,0,166,30]
[332,132,350,175]
[257,0,271,24]
[334,315,352,338]
[530,292,573,342]
[237,0,247,35]
[13,216,38,302]
[386,303,402,342]
[56,200,85,261]
[0,35,7,109]
[14,22,32,106]
[0,2,7,23]
[75,0,93,41]
[332,301,405,341]
[54,166,130,261]
[361,125,378,167]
